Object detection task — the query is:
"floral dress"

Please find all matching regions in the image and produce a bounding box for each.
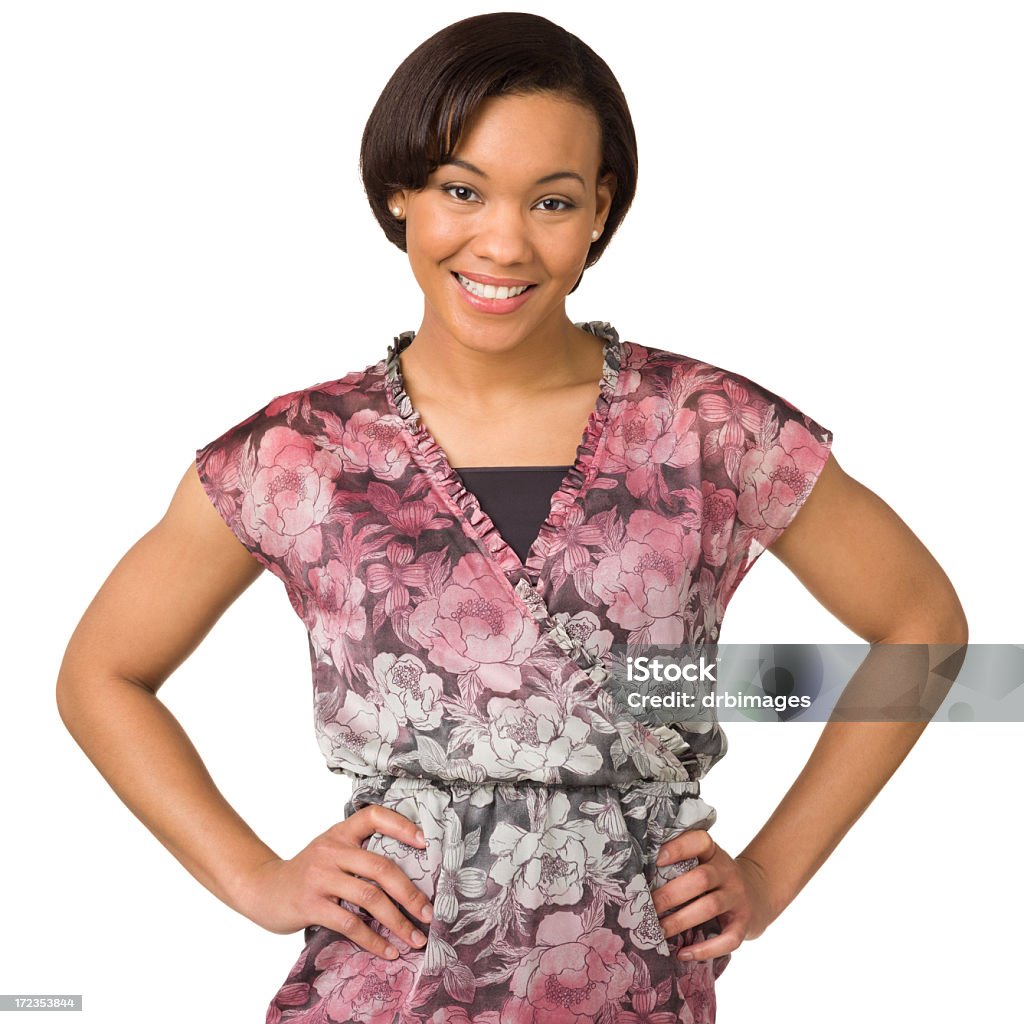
[194,322,833,1024]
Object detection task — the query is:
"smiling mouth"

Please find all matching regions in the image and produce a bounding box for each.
[451,272,538,301]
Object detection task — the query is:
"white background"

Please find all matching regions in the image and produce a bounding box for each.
[2,1,1021,1021]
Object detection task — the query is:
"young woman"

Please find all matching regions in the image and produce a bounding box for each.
[56,12,967,1024]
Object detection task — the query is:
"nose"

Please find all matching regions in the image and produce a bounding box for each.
[468,201,535,270]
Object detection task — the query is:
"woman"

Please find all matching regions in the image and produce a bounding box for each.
[56,12,967,1024]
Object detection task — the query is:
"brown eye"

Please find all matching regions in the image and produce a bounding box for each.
[536,197,575,212]
[441,184,478,202]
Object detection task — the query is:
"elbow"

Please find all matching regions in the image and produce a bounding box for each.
[55,668,83,731]
[933,587,969,644]
[951,610,969,646]
[55,663,103,730]
[55,640,88,727]
[925,608,969,646]
[878,588,969,646]
[944,588,970,645]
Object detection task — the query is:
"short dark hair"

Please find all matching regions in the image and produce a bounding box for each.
[359,12,638,295]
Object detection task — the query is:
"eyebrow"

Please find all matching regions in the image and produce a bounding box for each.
[440,157,586,188]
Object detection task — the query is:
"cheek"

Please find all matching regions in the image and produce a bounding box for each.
[407,211,466,262]
[547,232,592,276]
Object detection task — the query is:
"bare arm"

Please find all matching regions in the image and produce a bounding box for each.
[654,452,968,956]
[56,462,277,913]
[56,463,433,954]
[733,452,968,926]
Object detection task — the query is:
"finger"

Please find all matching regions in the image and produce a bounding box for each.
[340,805,428,849]
[677,922,743,962]
[655,828,716,867]
[658,890,728,940]
[650,864,715,916]
[337,846,434,927]
[328,808,432,921]
[334,873,429,951]
[322,904,403,960]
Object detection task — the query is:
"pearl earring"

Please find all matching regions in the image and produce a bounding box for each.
[591,229,600,240]
[391,206,402,217]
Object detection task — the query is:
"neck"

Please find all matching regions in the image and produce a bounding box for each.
[398,306,604,412]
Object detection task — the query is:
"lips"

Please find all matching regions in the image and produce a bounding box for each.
[450,271,538,314]
[454,270,536,287]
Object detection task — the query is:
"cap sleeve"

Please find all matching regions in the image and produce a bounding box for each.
[717,375,834,607]
[195,388,348,623]
[194,398,282,574]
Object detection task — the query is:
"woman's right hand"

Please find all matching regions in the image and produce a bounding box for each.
[235,804,435,960]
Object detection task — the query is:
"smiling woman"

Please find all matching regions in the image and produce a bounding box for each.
[56,9,967,1024]
[388,91,614,350]
[360,17,636,294]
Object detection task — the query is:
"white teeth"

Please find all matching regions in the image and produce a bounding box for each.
[456,273,530,300]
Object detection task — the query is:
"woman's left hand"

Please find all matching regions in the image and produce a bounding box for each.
[650,830,775,962]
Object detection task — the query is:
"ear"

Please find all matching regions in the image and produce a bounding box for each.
[595,172,616,232]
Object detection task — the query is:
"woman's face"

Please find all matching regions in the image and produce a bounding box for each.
[390,90,615,352]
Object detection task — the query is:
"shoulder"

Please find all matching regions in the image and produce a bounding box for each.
[622,338,794,401]
[195,357,389,459]
[191,357,390,589]
[615,338,836,598]
[620,338,832,447]
[193,356,389,525]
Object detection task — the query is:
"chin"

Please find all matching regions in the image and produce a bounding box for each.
[435,297,551,338]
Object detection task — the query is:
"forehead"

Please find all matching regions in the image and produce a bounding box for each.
[443,92,602,181]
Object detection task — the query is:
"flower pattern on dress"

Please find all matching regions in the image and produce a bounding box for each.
[197,322,833,1024]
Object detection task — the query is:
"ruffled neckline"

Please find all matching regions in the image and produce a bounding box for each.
[382,321,625,593]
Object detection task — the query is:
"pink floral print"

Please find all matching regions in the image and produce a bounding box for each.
[195,322,833,1023]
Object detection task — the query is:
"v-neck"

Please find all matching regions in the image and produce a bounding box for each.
[382,321,626,593]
